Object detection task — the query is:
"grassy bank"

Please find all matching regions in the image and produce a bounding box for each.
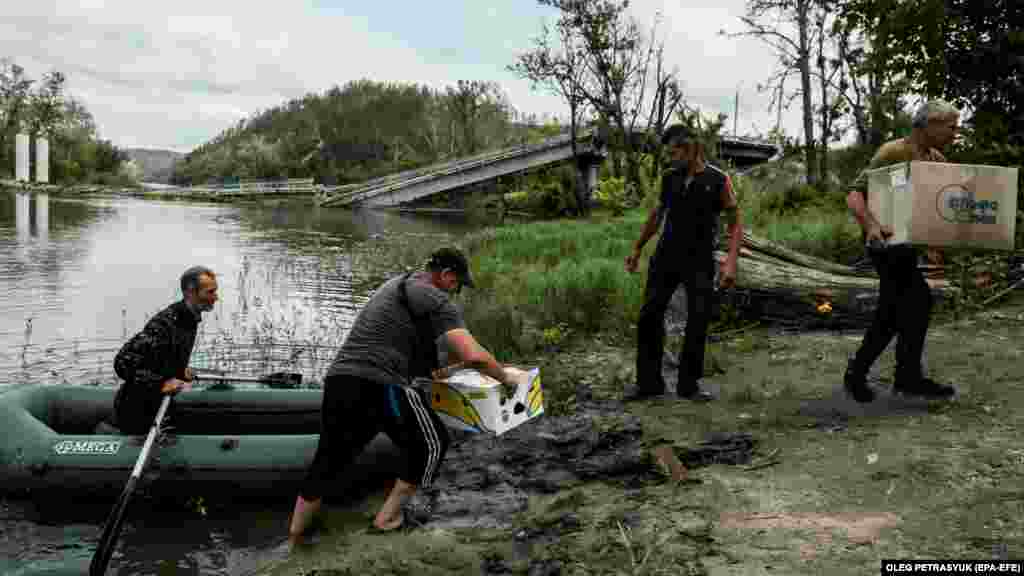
[250,166,1024,575]
[258,296,1024,576]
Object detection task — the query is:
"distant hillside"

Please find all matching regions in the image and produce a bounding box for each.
[169,79,544,186]
[123,148,184,183]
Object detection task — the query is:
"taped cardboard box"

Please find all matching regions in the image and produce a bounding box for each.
[430,366,543,436]
[867,161,1018,251]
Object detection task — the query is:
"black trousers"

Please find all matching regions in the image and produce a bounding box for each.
[636,260,715,394]
[113,383,178,435]
[851,244,933,380]
[299,375,450,502]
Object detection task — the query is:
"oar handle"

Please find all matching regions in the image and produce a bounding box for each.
[192,372,302,388]
[90,394,171,576]
[195,374,271,383]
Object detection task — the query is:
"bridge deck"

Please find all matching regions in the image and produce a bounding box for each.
[318,131,777,207]
[320,132,603,207]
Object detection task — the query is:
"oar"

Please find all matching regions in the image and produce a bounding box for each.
[193,371,302,389]
[89,394,172,576]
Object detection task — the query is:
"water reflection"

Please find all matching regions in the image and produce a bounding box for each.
[35,193,48,243]
[15,191,29,246]
[0,195,478,388]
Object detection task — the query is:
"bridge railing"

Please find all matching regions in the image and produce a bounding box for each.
[322,131,602,206]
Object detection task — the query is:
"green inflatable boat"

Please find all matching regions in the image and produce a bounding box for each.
[0,384,402,499]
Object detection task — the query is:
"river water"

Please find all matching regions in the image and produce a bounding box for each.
[0,189,477,575]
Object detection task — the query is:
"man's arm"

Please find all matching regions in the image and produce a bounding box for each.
[845,148,893,235]
[634,207,663,253]
[721,176,742,265]
[443,328,512,388]
[845,184,877,231]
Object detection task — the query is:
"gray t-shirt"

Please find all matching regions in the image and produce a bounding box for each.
[326,273,465,385]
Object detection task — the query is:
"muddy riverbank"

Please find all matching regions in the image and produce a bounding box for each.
[259,296,1024,576]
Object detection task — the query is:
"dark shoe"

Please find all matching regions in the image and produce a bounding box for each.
[678,388,714,402]
[894,377,955,399]
[676,382,714,402]
[623,387,666,402]
[843,362,875,403]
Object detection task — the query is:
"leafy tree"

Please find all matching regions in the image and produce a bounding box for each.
[726,0,820,187]
[0,58,34,175]
[171,79,525,187]
[515,0,684,206]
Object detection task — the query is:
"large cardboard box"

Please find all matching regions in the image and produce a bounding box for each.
[430,366,543,435]
[867,161,1018,251]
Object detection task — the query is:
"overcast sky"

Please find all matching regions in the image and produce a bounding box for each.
[2,0,806,153]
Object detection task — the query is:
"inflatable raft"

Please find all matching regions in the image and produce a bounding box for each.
[0,384,402,499]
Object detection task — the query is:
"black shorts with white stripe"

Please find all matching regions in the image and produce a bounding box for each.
[299,374,451,502]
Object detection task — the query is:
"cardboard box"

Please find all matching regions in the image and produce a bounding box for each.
[430,366,543,436]
[867,161,1018,251]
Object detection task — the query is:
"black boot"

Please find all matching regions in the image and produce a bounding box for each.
[844,359,875,403]
[677,379,714,402]
[894,373,955,399]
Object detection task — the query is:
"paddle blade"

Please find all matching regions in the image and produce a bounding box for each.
[88,476,138,576]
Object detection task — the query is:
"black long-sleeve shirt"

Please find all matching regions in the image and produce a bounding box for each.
[113,300,200,432]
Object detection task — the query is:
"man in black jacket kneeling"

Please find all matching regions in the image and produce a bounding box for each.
[113,266,219,434]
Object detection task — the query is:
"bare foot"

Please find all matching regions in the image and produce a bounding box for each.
[373,478,417,531]
[288,496,321,546]
[372,512,403,531]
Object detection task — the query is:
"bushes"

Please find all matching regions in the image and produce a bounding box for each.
[503,165,581,218]
[595,176,627,216]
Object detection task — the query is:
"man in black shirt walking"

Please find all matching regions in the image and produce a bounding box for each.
[625,124,743,402]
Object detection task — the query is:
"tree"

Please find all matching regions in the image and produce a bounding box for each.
[517,0,684,204]
[837,0,1023,182]
[28,70,66,137]
[509,15,592,213]
[445,80,505,156]
[725,0,819,188]
[0,58,34,175]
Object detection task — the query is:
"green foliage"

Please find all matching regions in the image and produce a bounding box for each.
[755,207,864,264]
[461,215,647,342]
[504,164,582,218]
[737,161,863,264]
[172,79,528,186]
[595,176,628,216]
[1,58,128,184]
[828,144,877,188]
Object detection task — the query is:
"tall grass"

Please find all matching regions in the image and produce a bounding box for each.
[734,166,864,264]
[460,213,651,359]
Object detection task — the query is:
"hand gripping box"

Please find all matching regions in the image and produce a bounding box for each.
[430,366,543,435]
[867,161,1018,250]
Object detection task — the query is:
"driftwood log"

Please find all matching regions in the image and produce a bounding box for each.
[696,231,961,331]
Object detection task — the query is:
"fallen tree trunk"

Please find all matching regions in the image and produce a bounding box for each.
[690,231,962,330]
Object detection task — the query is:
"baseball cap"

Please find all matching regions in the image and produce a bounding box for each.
[427,247,474,288]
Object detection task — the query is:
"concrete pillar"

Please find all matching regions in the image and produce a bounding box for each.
[15,192,30,240]
[35,137,49,183]
[15,133,30,182]
[35,193,49,242]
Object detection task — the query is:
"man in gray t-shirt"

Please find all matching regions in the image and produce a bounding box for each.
[326,270,464,386]
[288,247,514,545]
